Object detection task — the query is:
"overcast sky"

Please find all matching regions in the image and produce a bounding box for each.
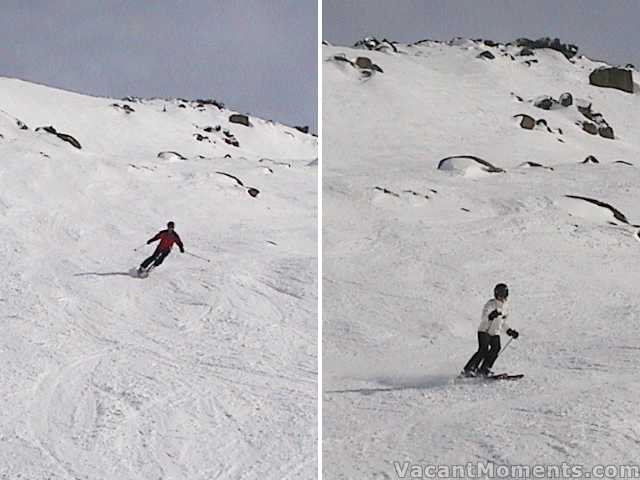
[324,0,640,68]
[0,0,317,130]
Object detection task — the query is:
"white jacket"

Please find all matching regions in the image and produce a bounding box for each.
[477,298,510,336]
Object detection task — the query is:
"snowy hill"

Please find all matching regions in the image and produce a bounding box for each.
[323,38,640,478]
[0,77,317,478]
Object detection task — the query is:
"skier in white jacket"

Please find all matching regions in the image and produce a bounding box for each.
[462,283,519,377]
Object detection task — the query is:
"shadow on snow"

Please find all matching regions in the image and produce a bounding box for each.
[327,374,452,395]
[74,268,142,279]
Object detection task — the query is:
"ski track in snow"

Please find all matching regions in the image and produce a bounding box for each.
[323,42,640,478]
[0,78,317,479]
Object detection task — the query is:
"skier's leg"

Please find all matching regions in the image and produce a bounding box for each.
[153,250,170,267]
[140,253,157,269]
[463,332,490,373]
[479,335,501,373]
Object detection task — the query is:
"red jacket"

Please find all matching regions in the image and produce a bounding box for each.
[148,229,184,252]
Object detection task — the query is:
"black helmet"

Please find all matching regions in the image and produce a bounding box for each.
[167,221,175,229]
[494,283,509,299]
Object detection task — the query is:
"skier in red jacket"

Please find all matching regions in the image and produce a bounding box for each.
[138,221,184,274]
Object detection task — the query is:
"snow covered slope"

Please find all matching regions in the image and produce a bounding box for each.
[323,38,640,478]
[0,77,317,479]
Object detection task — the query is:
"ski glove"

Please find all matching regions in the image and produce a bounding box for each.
[488,310,501,321]
[180,247,185,253]
[146,239,153,244]
[506,328,519,339]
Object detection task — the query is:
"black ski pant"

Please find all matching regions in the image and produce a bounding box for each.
[140,248,170,269]
[463,331,501,373]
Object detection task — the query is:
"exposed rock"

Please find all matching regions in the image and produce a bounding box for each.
[518,48,534,56]
[374,186,400,197]
[229,113,251,127]
[559,92,573,107]
[224,154,232,159]
[222,129,240,147]
[354,36,398,53]
[477,50,495,60]
[514,37,578,60]
[178,104,186,108]
[294,126,310,134]
[36,125,82,149]
[329,54,356,67]
[157,151,187,161]
[216,171,244,186]
[576,102,614,138]
[565,194,630,224]
[589,67,633,93]
[16,119,28,130]
[402,189,430,199]
[521,161,554,171]
[533,95,555,110]
[203,125,221,133]
[111,103,135,114]
[216,171,259,198]
[329,53,383,75]
[437,155,504,173]
[598,125,614,139]
[196,98,224,109]
[355,56,373,69]
[581,122,598,135]
[514,114,535,129]
[194,134,210,142]
[614,160,633,166]
[582,155,599,164]
[577,103,599,122]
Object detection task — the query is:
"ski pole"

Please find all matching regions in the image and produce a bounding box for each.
[186,251,211,263]
[498,337,514,359]
[133,243,147,252]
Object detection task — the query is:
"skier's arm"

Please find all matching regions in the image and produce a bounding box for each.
[175,233,185,252]
[147,232,162,244]
[502,314,519,338]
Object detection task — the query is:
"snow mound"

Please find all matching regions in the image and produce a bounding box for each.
[437,155,504,175]
[561,194,634,225]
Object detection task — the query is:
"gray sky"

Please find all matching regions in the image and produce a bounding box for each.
[324,0,640,68]
[0,0,317,131]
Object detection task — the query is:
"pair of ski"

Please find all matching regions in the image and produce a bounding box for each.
[458,372,524,381]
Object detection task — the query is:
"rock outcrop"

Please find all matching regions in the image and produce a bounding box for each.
[589,67,634,94]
